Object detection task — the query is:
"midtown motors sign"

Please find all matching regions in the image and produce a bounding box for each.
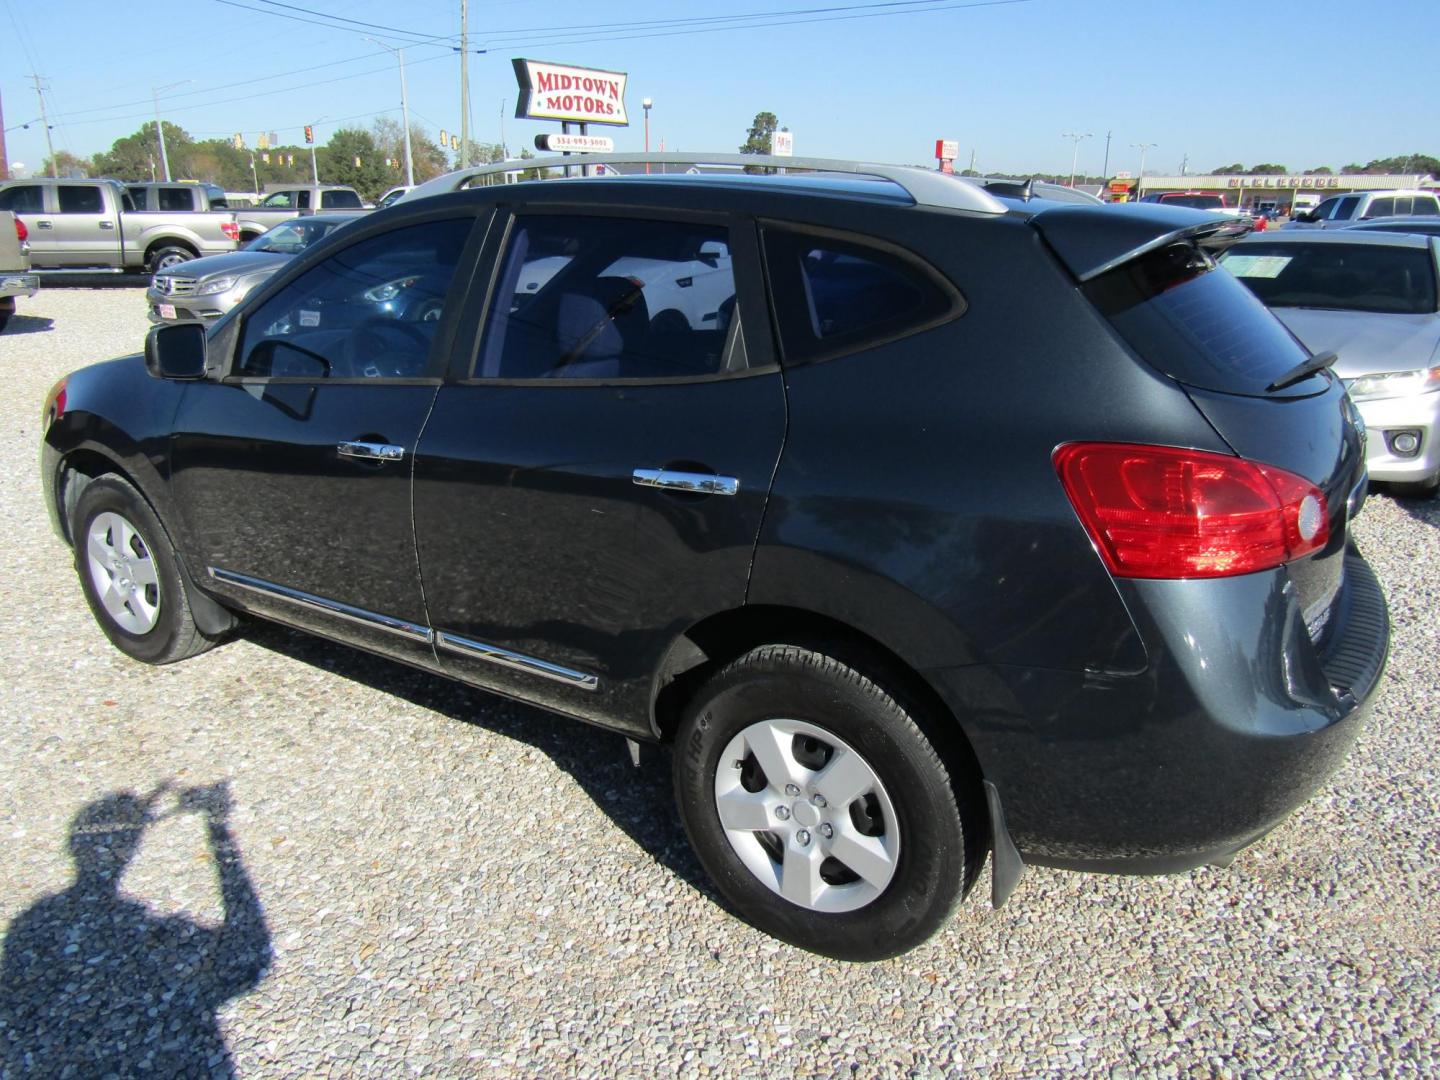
[513,59,630,127]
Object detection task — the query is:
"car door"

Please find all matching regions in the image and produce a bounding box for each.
[53,183,120,267]
[169,207,487,666]
[411,208,787,733]
[0,184,51,265]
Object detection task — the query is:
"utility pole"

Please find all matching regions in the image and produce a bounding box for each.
[151,80,189,182]
[499,98,507,159]
[1061,132,1092,188]
[459,0,470,169]
[1101,130,1112,179]
[1132,142,1157,196]
[0,87,9,179]
[968,148,976,175]
[29,75,57,178]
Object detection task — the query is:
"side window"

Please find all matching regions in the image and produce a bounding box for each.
[1331,196,1361,221]
[1366,197,1396,218]
[235,218,472,380]
[1312,197,1338,220]
[0,185,44,213]
[476,215,741,381]
[125,186,149,210]
[57,186,104,214]
[297,191,312,210]
[260,192,294,208]
[1412,197,1439,217]
[762,227,961,363]
[157,187,195,212]
[321,190,362,209]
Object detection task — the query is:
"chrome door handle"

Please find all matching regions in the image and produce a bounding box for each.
[337,440,405,462]
[632,468,739,496]
[99,220,115,230]
[36,220,53,229]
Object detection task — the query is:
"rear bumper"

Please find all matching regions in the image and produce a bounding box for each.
[928,552,1389,874]
[0,272,40,300]
[1352,389,1440,483]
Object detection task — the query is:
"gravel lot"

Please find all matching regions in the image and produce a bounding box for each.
[2,287,1437,1077]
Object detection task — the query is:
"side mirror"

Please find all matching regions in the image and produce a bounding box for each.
[697,240,729,267]
[144,322,208,380]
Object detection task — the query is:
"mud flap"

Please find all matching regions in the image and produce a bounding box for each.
[983,780,1025,908]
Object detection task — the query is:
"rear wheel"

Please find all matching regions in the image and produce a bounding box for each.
[147,245,195,274]
[72,475,230,664]
[673,644,981,960]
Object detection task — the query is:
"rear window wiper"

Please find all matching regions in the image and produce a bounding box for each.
[1267,350,1338,393]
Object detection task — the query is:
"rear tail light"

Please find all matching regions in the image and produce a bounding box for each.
[14,218,27,243]
[1054,442,1329,579]
[221,222,240,241]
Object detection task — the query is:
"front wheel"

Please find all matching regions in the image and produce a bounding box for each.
[72,475,230,664]
[674,644,982,961]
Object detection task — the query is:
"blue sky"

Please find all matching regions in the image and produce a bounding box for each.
[4,0,1439,178]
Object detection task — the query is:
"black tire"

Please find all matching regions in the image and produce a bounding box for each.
[147,244,196,275]
[0,314,9,334]
[673,644,981,961]
[71,475,229,664]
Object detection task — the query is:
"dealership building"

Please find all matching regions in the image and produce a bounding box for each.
[1122,172,1437,212]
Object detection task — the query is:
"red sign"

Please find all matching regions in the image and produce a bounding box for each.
[935,139,959,161]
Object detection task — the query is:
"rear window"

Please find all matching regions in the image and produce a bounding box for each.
[1221,241,1438,315]
[1086,242,1311,396]
[157,187,195,212]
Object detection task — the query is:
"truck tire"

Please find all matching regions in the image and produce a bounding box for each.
[147,244,196,274]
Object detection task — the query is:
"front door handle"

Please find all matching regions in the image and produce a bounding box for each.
[99,220,115,230]
[337,440,405,462]
[632,468,739,496]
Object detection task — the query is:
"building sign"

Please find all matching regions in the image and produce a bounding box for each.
[772,131,794,157]
[513,59,629,126]
[536,133,615,153]
[1226,175,1342,189]
[935,139,958,161]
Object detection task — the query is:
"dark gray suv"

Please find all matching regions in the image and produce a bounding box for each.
[41,153,1389,960]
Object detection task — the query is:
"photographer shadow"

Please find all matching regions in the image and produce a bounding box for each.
[0,783,271,1077]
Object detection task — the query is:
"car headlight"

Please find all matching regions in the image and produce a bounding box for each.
[1345,365,1440,401]
[362,275,420,302]
[197,276,238,296]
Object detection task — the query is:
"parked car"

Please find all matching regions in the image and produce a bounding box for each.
[0,211,40,333]
[1344,216,1440,238]
[1140,191,1234,212]
[1284,189,1440,229]
[41,153,1389,960]
[0,178,239,274]
[125,182,231,213]
[231,185,366,243]
[376,185,413,210]
[146,213,364,326]
[1220,231,1440,494]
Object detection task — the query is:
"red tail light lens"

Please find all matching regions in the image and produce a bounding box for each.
[221,222,240,241]
[43,376,68,428]
[14,218,27,243]
[1054,442,1329,579]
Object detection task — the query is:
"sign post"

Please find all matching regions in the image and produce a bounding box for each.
[935,139,959,174]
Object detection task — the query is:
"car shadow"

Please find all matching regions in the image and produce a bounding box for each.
[0,782,271,1076]
[237,621,718,903]
[1392,489,1440,526]
[1,314,55,335]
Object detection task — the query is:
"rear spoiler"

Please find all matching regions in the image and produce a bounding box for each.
[1027,204,1254,283]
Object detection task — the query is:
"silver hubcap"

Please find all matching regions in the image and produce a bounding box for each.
[85,511,162,635]
[714,719,900,914]
[156,252,188,270]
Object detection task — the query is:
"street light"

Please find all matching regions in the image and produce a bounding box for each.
[366,37,414,188]
[152,80,191,182]
[642,98,653,174]
[309,116,329,184]
[1131,142,1158,196]
[1061,132,1092,188]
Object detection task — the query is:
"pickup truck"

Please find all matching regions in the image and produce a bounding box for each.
[0,210,40,332]
[0,178,240,275]
[125,181,232,212]
[232,184,366,242]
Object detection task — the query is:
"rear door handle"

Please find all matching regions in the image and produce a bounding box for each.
[36,220,53,229]
[337,440,405,462]
[99,220,115,230]
[632,468,739,496]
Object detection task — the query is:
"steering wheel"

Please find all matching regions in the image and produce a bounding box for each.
[342,317,431,378]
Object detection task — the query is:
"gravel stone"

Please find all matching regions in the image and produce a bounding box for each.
[1,287,1438,1076]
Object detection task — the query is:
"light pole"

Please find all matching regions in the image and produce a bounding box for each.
[366,38,414,187]
[1131,142,1157,196]
[151,80,190,182]
[1062,132,1092,188]
[309,116,328,184]
[642,98,653,174]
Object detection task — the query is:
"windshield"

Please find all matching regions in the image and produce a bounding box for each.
[1221,242,1438,315]
[249,219,344,254]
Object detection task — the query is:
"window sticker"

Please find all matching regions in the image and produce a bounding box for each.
[298,309,321,328]
[1222,254,1292,279]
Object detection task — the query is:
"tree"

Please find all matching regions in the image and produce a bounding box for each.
[1304,166,1334,176]
[1248,163,1288,175]
[43,151,90,178]
[740,112,779,155]
[370,117,451,185]
[1341,155,1440,176]
[1211,163,1246,175]
[92,122,195,181]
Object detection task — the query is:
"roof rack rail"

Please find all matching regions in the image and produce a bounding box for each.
[401,152,1008,216]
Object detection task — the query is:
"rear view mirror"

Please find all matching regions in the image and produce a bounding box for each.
[144,323,208,380]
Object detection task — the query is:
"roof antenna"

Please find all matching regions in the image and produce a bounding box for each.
[1019,177,1036,203]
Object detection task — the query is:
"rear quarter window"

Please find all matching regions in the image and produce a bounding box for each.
[761,227,963,363]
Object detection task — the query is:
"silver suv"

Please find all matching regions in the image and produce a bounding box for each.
[1287,189,1440,229]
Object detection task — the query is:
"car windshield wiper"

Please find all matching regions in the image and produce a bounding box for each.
[1267,350,1338,392]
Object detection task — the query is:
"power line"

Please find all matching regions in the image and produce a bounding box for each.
[209,0,456,44]
[242,0,452,41]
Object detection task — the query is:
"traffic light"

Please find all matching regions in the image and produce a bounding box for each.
[304,125,314,145]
